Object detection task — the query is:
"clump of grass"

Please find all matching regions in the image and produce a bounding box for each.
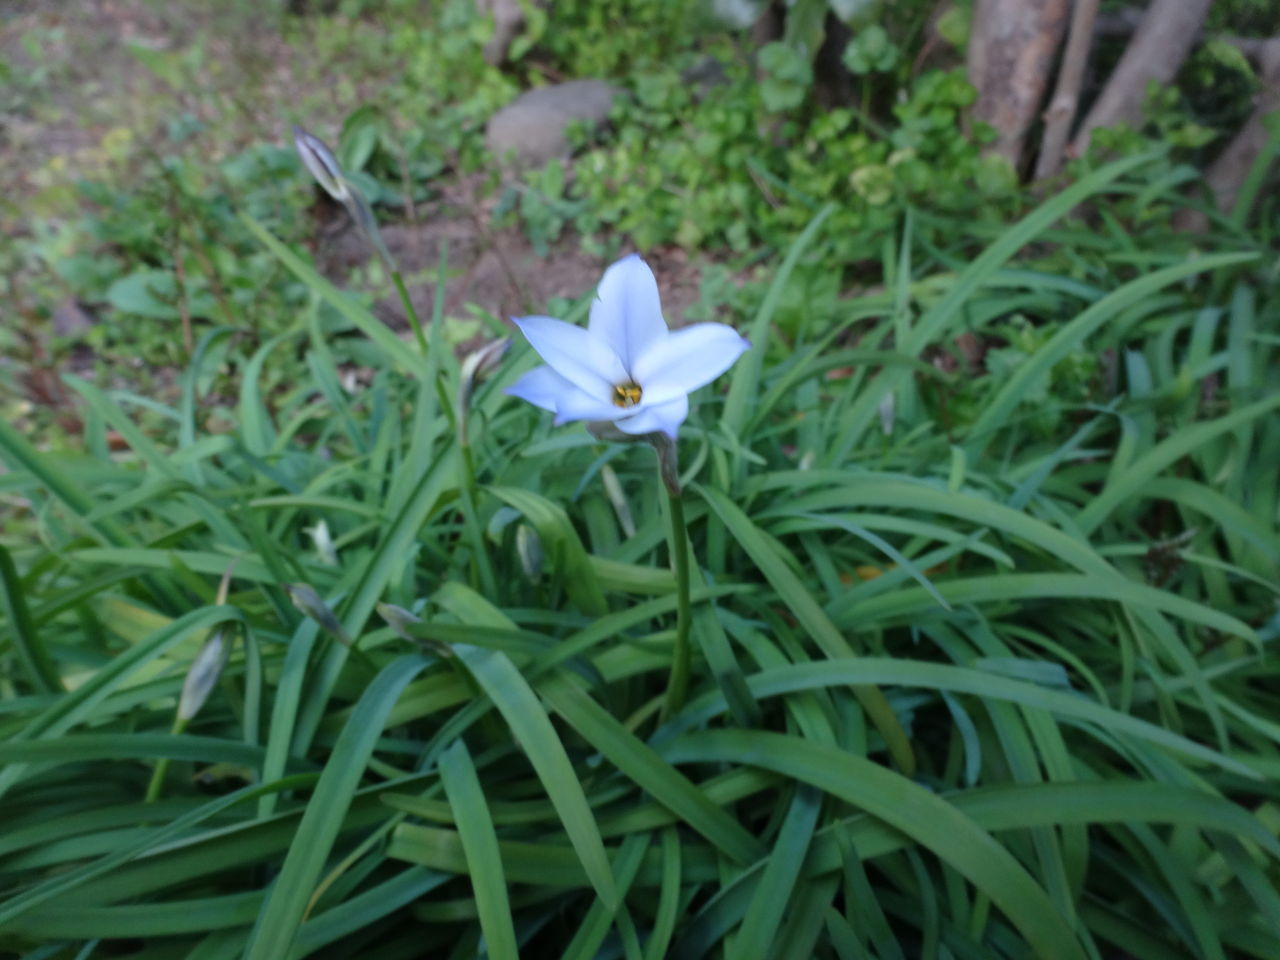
[1,152,1278,959]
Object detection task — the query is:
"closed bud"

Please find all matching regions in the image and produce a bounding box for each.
[293,125,350,203]
[293,124,396,272]
[878,391,895,436]
[285,582,353,646]
[516,523,544,583]
[600,464,636,537]
[308,519,339,566]
[376,602,454,658]
[178,629,228,722]
[457,338,511,445]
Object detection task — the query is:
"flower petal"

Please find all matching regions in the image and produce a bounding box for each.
[615,395,689,439]
[631,323,751,405]
[588,255,669,375]
[505,365,574,413]
[553,389,630,425]
[505,365,627,424]
[513,315,626,401]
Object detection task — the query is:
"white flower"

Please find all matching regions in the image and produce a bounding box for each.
[506,255,750,439]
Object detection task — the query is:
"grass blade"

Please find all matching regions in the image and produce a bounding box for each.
[244,654,430,960]
[666,729,1087,960]
[456,645,618,909]
[697,483,915,773]
[729,785,822,960]
[0,544,61,693]
[439,739,519,960]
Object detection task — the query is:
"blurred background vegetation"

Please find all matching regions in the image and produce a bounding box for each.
[1,1,1279,958]
[1,0,1275,432]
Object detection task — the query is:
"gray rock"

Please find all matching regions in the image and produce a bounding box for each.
[477,0,547,65]
[486,80,623,168]
[681,55,732,100]
[52,298,96,337]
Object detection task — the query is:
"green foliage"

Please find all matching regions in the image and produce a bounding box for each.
[27,145,308,369]
[2,159,1279,957]
[759,42,815,113]
[842,25,899,75]
[493,159,583,257]
[564,58,1008,257]
[4,6,1277,951]
[539,0,701,75]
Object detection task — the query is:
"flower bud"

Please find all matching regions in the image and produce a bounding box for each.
[285,582,353,646]
[878,391,896,436]
[308,519,338,566]
[178,629,228,722]
[516,523,544,583]
[293,125,350,203]
[600,464,636,537]
[376,602,454,658]
[457,338,511,446]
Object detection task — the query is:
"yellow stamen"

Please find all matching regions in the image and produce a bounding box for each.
[612,382,643,408]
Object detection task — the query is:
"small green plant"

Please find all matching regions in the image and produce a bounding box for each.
[495,159,584,256]
[2,159,1278,959]
[26,144,308,372]
[567,56,1012,261]
[842,24,899,75]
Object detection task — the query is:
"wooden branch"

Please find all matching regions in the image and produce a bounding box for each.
[1072,0,1213,154]
[967,0,1071,170]
[1034,0,1101,180]
[1204,38,1280,216]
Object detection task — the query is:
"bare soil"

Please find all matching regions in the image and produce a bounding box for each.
[1,0,711,392]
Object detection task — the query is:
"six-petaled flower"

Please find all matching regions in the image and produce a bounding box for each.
[506,255,749,439]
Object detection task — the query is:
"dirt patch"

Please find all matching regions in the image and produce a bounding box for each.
[317,178,710,335]
[1,0,723,439]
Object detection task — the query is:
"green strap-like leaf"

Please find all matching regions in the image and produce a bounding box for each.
[456,645,618,910]
[244,655,430,960]
[665,729,1087,960]
[697,483,915,773]
[440,739,518,960]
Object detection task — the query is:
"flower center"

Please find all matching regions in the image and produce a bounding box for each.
[612,382,643,408]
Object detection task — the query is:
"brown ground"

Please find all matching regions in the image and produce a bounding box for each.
[1,0,709,413]
[319,185,707,333]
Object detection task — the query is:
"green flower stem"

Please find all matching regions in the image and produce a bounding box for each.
[391,269,429,357]
[145,715,188,804]
[660,476,693,721]
[458,440,498,598]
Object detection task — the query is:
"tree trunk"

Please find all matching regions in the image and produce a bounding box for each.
[1206,40,1280,214]
[1034,0,1101,180]
[967,0,1071,171]
[1072,0,1213,154]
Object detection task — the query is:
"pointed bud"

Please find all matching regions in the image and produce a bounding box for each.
[293,125,350,203]
[878,391,895,436]
[376,602,454,658]
[178,629,229,721]
[308,519,339,566]
[516,524,544,583]
[457,338,511,446]
[285,582,353,646]
[600,464,636,537]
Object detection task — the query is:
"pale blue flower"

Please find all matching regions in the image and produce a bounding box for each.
[506,255,749,439]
